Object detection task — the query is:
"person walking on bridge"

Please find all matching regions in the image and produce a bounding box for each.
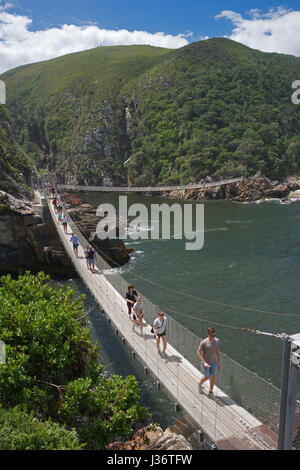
[197,327,221,397]
[125,284,138,318]
[132,296,144,336]
[62,215,68,233]
[153,310,167,356]
[70,233,79,257]
[87,246,96,272]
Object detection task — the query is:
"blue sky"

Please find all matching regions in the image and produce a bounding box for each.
[13,0,300,38]
[0,1,300,73]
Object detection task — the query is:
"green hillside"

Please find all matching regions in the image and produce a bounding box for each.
[1,38,300,186]
[125,39,300,184]
[0,105,32,196]
[1,45,171,185]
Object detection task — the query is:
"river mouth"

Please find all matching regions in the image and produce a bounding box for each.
[81,193,300,388]
[52,193,300,433]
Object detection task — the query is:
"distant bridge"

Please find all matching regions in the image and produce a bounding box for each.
[57,177,244,193]
[33,189,293,450]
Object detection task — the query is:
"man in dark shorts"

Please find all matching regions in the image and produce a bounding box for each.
[197,327,221,397]
[87,246,96,272]
[70,233,79,256]
[125,284,137,317]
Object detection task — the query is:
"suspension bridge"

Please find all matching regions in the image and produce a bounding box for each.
[56,177,244,193]
[32,188,289,451]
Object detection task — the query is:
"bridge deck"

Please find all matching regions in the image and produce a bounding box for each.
[57,177,243,193]
[46,194,278,450]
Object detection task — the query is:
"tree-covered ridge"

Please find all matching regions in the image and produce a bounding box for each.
[1,45,171,185]
[0,272,148,449]
[0,105,32,195]
[126,39,300,184]
[1,38,300,186]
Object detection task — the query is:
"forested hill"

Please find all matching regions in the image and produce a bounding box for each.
[1,38,300,186]
[0,105,32,196]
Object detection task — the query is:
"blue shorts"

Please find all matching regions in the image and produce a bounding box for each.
[202,362,218,378]
[88,258,95,265]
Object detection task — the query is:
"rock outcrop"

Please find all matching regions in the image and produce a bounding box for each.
[105,425,193,451]
[162,176,300,203]
[0,191,75,278]
[61,193,133,267]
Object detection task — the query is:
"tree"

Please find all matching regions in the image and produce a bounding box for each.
[0,272,148,449]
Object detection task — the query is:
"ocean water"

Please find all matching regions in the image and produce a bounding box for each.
[54,193,300,427]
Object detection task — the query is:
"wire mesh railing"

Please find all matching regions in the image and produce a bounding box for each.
[45,189,288,447]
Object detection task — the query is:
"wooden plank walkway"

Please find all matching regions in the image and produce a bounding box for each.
[46,194,278,450]
[57,177,243,193]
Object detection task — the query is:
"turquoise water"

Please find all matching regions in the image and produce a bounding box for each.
[53,193,300,428]
[81,193,300,388]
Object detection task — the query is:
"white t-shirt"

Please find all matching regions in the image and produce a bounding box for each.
[153,316,167,335]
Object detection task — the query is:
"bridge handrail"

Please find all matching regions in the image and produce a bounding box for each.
[57,177,244,193]
[51,192,282,436]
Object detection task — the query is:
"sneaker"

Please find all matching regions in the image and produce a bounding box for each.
[198,383,203,394]
[161,351,167,357]
[208,391,214,398]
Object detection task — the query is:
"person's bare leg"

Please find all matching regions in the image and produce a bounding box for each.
[162,336,167,353]
[139,317,143,335]
[209,375,216,393]
[199,376,209,387]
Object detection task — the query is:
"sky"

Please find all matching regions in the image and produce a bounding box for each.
[0,1,300,73]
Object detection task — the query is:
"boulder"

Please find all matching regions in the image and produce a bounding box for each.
[0,191,75,278]
[105,425,193,451]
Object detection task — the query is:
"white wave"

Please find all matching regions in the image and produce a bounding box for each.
[226,220,253,224]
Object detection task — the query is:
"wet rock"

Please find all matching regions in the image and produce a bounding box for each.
[105,425,193,451]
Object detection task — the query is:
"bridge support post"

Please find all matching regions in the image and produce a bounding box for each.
[278,333,300,450]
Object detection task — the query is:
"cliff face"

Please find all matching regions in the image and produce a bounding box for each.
[2,39,300,188]
[0,106,32,197]
[0,191,75,278]
[162,176,300,203]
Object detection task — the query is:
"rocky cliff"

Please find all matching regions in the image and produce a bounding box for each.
[0,191,75,278]
[162,176,300,203]
[106,425,193,451]
[62,193,133,267]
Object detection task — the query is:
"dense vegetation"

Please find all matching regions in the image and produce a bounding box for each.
[0,272,148,449]
[0,105,32,196]
[1,45,171,186]
[1,38,300,187]
[126,39,300,184]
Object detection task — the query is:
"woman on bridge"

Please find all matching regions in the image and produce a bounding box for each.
[153,310,167,356]
[132,296,144,336]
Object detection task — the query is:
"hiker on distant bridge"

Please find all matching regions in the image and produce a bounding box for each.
[132,296,144,336]
[87,246,96,272]
[62,215,68,233]
[197,327,221,397]
[153,310,167,356]
[84,245,89,269]
[70,233,79,256]
[125,284,138,318]
[57,208,63,224]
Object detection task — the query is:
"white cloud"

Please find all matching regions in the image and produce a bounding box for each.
[0,3,189,73]
[216,7,300,57]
